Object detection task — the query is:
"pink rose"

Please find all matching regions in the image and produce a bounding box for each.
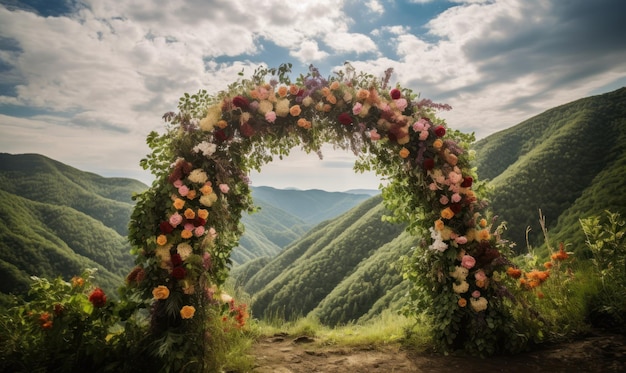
[194,226,205,237]
[184,223,195,231]
[352,102,363,115]
[455,236,468,245]
[219,184,230,194]
[173,179,183,188]
[472,290,481,298]
[439,195,449,205]
[369,129,381,141]
[394,98,408,111]
[419,130,429,141]
[169,213,183,227]
[475,270,487,282]
[451,193,462,203]
[265,111,277,123]
[461,255,476,269]
[178,185,189,197]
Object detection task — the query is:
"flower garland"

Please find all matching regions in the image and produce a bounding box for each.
[127,63,517,361]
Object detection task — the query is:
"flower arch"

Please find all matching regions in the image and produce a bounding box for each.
[126,63,520,369]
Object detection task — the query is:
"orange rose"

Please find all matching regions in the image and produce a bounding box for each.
[434,219,445,231]
[200,184,213,195]
[399,147,410,159]
[441,207,454,220]
[216,120,228,129]
[289,84,299,95]
[477,229,491,241]
[156,234,168,246]
[357,89,370,100]
[186,190,197,200]
[180,305,196,319]
[181,230,193,239]
[297,118,311,129]
[458,298,467,307]
[277,86,288,97]
[433,139,443,150]
[184,208,196,219]
[329,81,340,90]
[152,285,170,300]
[479,218,488,228]
[173,198,185,210]
[289,105,302,116]
[197,209,209,220]
[326,94,337,105]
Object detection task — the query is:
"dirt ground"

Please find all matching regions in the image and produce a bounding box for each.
[248,330,626,372]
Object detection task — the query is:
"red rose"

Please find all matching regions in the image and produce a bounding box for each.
[172,266,187,279]
[450,203,463,214]
[194,217,206,227]
[461,176,473,188]
[171,253,183,267]
[232,96,249,110]
[159,221,174,234]
[88,288,107,308]
[240,122,255,137]
[390,88,401,100]
[423,158,435,171]
[214,129,230,142]
[338,112,353,125]
[434,125,446,137]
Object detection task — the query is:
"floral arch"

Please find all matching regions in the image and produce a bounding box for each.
[126,63,521,370]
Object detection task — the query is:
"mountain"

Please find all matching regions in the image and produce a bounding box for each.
[237,87,626,325]
[472,87,626,254]
[0,153,147,302]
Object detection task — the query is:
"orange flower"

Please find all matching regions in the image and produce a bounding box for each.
[551,242,570,261]
[433,139,443,150]
[297,118,311,129]
[186,190,197,200]
[152,285,170,300]
[537,291,545,299]
[329,81,340,90]
[289,84,299,95]
[181,230,193,239]
[458,298,467,307]
[216,120,228,129]
[277,86,288,97]
[356,89,370,100]
[156,234,168,246]
[479,218,488,228]
[321,87,331,97]
[197,209,209,220]
[173,198,185,210]
[326,94,337,105]
[441,207,455,220]
[71,276,85,288]
[506,267,522,279]
[184,208,196,219]
[289,105,302,116]
[544,261,553,269]
[477,229,491,241]
[434,219,445,231]
[180,305,196,319]
[200,184,213,195]
[399,147,410,158]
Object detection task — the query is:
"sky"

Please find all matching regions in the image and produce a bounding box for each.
[1,0,625,192]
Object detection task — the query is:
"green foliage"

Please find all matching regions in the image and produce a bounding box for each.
[580,210,626,331]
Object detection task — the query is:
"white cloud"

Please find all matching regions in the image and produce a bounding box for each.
[290,40,330,62]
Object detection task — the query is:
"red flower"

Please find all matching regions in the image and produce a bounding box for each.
[450,203,462,214]
[171,253,183,267]
[390,88,401,99]
[461,176,473,188]
[194,217,206,227]
[240,122,255,137]
[338,112,353,125]
[172,266,187,279]
[214,129,230,142]
[423,158,435,171]
[434,125,446,137]
[159,221,174,234]
[88,288,107,308]
[232,96,249,110]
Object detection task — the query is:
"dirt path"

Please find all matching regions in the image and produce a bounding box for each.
[249,331,626,372]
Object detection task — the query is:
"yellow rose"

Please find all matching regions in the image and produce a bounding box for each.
[302,96,314,107]
[180,305,196,319]
[275,99,290,117]
[258,100,273,114]
[152,285,170,300]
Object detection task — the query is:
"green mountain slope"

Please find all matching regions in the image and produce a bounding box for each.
[473,87,626,251]
[249,195,405,320]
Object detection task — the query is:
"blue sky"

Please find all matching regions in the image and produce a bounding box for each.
[1,0,625,191]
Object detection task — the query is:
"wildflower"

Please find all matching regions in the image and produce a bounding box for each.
[506,267,522,279]
[89,288,107,308]
[551,242,570,261]
[71,276,85,288]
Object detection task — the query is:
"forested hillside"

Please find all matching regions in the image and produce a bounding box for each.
[473,87,626,253]
[0,153,146,301]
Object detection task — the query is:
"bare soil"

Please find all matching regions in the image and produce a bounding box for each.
[248,330,626,372]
